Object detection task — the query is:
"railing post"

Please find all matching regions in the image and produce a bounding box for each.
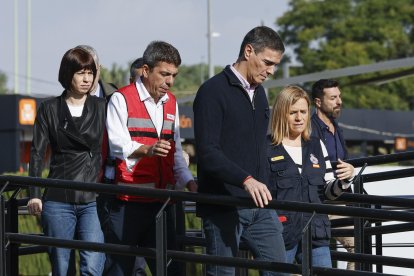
[175,200,185,248]
[301,212,315,276]
[7,197,18,276]
[0,195,6,276]
[375,204,383,273]
[156,198,170,276]
[364,207,373,272]
[354,165,366,271]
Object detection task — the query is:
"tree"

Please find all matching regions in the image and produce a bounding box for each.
[172,64,223,103]
[0,71,9,94]
[99,62,222,100]
[100,63,129,88]
[276,0,414,110]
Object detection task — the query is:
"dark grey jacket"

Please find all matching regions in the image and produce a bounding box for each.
[29,91,106,203]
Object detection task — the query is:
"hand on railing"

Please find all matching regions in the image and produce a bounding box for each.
[336,159,355,183]
[27,198,42,216]
[243,177,272,208]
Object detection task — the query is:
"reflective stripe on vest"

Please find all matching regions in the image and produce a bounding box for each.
[115,83,177,203]
[127,118,175,131]
[118,182,156,189]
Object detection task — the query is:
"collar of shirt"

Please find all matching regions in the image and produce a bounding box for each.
[315,114,345,161]
[230,65,257,101]
[90,83,103,98]
[136,77,169,106]
[315,113,332,131]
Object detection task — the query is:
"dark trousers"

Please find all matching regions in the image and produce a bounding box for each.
[97,194,148,275]
[102,200,181,276]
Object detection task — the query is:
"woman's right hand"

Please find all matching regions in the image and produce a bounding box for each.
[27,198,43,216]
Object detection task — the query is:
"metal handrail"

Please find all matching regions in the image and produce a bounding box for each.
[332,150,414,168]
[1,176,413,222]
[5,233,399,276]
[0,152,414,275]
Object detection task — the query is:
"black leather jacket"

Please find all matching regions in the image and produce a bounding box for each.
[29,91,106,203]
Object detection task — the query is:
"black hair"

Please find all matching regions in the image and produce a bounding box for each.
[311,79,340,100]
[58,48,97,90]
[130,57,144,79]
[143,41,181,70]
[238,26,285,58]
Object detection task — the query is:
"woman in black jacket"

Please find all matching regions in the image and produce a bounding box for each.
[267,85,355,268]
[27,48,106,275]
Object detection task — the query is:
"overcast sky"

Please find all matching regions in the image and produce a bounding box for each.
[1,0,289,96]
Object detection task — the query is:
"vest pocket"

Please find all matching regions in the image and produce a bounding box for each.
[274,179,297,201]
[308,176,326,203]
[311,214,331,240]
[270,161,288,172]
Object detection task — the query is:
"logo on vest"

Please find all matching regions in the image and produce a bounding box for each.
[310,153,320,168]
[167,113,175,120]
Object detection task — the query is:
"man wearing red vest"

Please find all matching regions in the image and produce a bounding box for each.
[103,41,197,276]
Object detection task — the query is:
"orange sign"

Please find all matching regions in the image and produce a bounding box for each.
[19,99,36,125]
[180,114,192,128]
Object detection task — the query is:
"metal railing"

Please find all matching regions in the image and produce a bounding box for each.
[1,151,414,275]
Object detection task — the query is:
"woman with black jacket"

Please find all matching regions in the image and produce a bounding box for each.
[27,47,106,275]
[267,85,355,268]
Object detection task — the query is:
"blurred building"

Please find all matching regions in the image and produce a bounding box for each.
[2,94,414,174]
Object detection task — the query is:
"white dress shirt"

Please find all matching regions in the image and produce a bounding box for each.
[105,78,193,190]
[230,65,256,102]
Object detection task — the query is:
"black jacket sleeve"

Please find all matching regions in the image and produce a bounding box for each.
[28,102,50,199]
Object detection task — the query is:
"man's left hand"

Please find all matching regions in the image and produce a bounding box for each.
[186,180,198,192]
[336,159,355,182]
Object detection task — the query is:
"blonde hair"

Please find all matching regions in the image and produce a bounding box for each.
[270,85,312,145]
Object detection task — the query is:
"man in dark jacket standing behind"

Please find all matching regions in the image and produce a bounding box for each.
[193,26,287,276]
[311,79,355,270]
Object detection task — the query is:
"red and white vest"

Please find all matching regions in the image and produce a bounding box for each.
[115,84,176,202]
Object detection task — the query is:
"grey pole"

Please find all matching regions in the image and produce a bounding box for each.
[14,0,19,94]
[207,0,214,78]
[26,0,32,95]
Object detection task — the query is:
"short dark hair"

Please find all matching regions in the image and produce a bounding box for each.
[58,48,97,90]
[130,57,144,79]
[143,41,181,70]
[311,79,340,100]
[238,26,285,58]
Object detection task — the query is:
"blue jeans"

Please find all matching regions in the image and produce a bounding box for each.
[203,208,287,276]
[41,201,105,276]
[285,244,332,268]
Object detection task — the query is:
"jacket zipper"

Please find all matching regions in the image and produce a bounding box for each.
[252,94,259,177]
[235,83,260,178]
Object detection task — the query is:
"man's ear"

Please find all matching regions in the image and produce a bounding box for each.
[244,44,254,60]
[315,98,322,108]
[142,64,150,78]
